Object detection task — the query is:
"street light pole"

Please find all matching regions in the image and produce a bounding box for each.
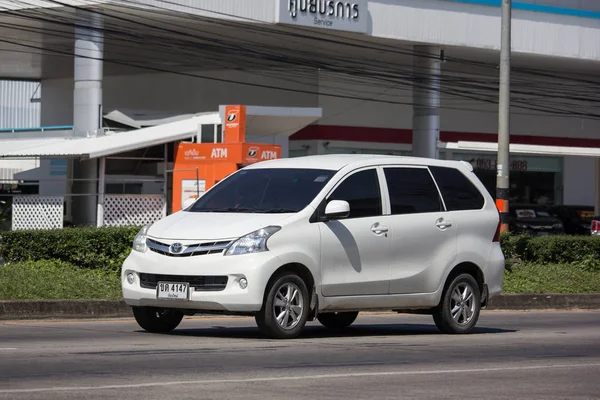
[497,0,512,232]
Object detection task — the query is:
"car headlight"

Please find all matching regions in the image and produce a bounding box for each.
[224,226,281,256]
[132,224,152,253]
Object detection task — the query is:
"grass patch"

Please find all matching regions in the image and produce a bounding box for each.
[503,262,600,294]
[0,260,121,300]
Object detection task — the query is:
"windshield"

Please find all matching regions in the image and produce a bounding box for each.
[187,168,336,213]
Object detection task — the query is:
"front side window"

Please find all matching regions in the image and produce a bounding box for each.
[188,168,335,213]
[328,169,382,219]
[384,167,442,215]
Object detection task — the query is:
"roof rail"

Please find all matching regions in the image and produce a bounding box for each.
[459,160,474,172]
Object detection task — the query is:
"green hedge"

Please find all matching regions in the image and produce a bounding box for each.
[0,226,139,274]
[1,227,600,274]
[500,233,600,271]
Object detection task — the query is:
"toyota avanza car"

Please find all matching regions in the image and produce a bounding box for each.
[122,155,505,339]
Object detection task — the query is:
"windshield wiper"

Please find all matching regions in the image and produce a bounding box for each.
[203,207,259,213]
[261,208,298,213]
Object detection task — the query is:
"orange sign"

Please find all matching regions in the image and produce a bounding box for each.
[175,143,281,165]
[223,105,246,144]
[242,144,281,163]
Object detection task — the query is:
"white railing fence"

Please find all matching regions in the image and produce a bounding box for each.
[11,196,64,230]
[102,195,166,227]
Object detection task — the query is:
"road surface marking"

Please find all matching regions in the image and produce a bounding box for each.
[1,362,599,394]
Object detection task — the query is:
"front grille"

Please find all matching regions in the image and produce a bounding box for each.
[147,238,231,257]
[139,273,228,291]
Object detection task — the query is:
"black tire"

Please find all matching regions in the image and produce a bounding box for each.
[432,273,481,334]
[255,273,310,339]
[317,312,359,329]
[132,306,184,333]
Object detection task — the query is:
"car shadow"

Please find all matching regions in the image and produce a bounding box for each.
[156,322,516,340]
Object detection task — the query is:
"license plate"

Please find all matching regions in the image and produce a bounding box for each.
[156,282,189,301]
[538,232,549,236]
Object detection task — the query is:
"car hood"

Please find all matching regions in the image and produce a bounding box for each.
[147,211,292,241]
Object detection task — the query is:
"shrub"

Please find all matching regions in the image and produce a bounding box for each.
[500,233,600,271]
[0,226,139,274]
[2,227,600,275]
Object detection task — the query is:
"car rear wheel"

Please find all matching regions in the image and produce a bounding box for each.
[255,273,309,339]
[317,312,359,329]
[432,273,481,334]
[132,307,184,333]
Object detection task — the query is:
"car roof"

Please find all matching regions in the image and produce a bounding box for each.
[243,154,471,172]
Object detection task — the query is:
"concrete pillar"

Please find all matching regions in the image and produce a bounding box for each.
[96,157,106,227]
[412,46,442,159]
[595,158,600,216]
[71,11,103,226]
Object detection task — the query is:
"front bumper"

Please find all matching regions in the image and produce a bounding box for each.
[121,248,283,313]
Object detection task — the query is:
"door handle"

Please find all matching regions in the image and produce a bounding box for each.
[371,223,389,235]
[436,218,452,230]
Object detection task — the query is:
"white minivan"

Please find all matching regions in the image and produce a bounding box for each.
[122,155,505,339]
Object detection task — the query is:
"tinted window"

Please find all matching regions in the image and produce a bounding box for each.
[429,166,485,211]
[384,168,442,215]
[328,169,382,219]
[188,168,335,213]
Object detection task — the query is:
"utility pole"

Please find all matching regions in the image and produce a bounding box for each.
[496,0,511,232]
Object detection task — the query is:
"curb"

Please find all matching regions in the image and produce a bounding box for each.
[1,294,599,321]
[0,299,132,320]
[485,293,600,310]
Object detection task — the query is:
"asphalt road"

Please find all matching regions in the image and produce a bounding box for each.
[0,311,599,399]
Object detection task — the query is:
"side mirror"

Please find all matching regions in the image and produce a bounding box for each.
[324,200,350,220]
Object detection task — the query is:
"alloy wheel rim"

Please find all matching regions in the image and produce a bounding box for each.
[450,283,476,325]
[273,282,304,330]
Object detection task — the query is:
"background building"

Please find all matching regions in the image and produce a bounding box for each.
[1,0,599,228]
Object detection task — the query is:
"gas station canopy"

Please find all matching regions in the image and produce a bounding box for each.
[0,106,322,160]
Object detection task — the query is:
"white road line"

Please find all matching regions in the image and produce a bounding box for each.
[0,348,17,351]
[1,362,600,394]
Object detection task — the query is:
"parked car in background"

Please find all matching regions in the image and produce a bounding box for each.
[509,203,564,236]
[550,205,594,235]
[591,216,600,236]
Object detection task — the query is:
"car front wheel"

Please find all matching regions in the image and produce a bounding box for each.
[432,273,481,334]
[255,273,310,339]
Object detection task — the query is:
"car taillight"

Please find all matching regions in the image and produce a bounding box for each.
[493,220,501,242]
[492,208,501,242]
[591,220,600,235]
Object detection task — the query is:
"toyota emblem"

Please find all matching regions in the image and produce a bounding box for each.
[170,242,183,254]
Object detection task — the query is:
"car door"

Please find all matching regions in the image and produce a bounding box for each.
[382,166,458,295]
[318,167,391,297]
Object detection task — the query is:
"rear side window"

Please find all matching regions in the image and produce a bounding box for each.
[328,169,382,219]
[429,166,485,211]
[383,167,443,215]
